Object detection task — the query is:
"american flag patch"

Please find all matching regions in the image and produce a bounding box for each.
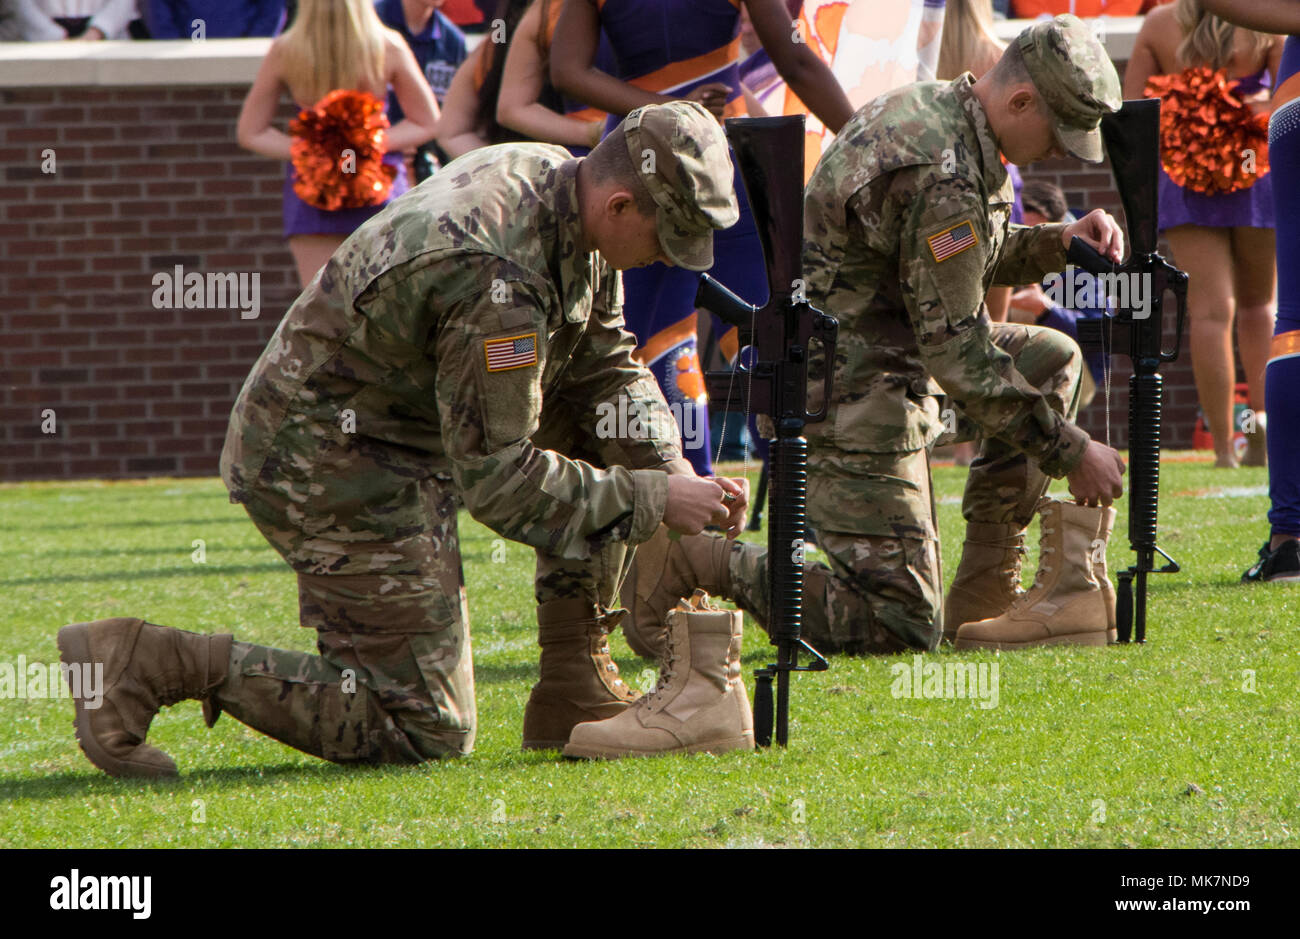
[927,220,978,263]
[484,332,538,371]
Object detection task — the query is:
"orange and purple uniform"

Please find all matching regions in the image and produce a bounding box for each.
[597,0,765,474]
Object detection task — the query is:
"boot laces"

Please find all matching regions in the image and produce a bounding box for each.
[643,634,679,710]
[595,632,625,686]
[1025,528,1055,595]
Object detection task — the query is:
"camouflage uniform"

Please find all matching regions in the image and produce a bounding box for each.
[731,72,1091,654]
[216,144,695,762]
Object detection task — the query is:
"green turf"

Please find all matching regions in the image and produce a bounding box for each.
[0,459,1294,848]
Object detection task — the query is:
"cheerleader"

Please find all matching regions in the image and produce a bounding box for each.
[1126,0,1283,468]
[237,0,440,287]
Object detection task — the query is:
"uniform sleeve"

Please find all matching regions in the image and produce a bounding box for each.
[435,279,670,560]
[991,222,1070,287]
[894,175,1089,478]
[557,264,692,476]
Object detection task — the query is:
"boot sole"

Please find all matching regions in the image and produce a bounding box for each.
[954,630,1111,651]
[562,733,754,760]
[57,622,178,779]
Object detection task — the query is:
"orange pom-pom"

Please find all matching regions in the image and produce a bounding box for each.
[1144,67,1270,195]
[289,89,396,211]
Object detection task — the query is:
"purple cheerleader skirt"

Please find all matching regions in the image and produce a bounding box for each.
[1158,165,1274,231]
[282,150,410,238]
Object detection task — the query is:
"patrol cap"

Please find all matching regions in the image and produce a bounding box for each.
[1017,14,1122,163]
[622,100,739,271]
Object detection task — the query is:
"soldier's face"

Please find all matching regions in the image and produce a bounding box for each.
[1001,89,1067,164]
[598,197,672,270]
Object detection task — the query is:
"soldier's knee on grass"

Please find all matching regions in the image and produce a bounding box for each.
[1014,324,1084,414]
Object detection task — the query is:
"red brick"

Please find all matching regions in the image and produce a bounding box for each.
[9,312,60,329]
[31,219,85,237]
[65,346,120,364]
[10,349,62,367]
[145,181,198,197]
[175,454,210,473]
[7,203,54,220]
[91,219,144,235]
[68,385,122,402]
[6,127,58,144]
[68,459,121,476]
[125,346,176,363]
[94,402,145,420]
[98,439,146,457]
[8,277,61,293]
[60,202,112,218]
[7,238,58,257]
[88,182,143,199]
[70,126,118,142]
[124,383,175,399]
[149,364,198,381]
[180,344,232,362]
[94,366,147,382]
[119,162,169,179]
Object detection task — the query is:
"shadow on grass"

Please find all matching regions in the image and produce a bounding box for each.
[0,563,286,588]
[0,516,246,533]
[25,544,272,561]
[0,761,358,802]
[2,750,570,803]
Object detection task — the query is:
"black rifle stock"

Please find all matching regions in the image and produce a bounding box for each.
[1074,98,1188,642]
[694,115,837,746]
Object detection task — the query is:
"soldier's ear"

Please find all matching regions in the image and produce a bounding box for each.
[1007,87,1038,116]
[604,190,637,219]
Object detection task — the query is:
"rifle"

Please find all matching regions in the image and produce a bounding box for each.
[694,115,838,746]
[1074,98,1189,643]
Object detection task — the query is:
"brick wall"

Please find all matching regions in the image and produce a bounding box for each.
[0,62,1208,482]
[1,84,299,480]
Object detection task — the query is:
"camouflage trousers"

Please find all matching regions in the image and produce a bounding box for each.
[730,323,1082,654]
[216,453,633,766]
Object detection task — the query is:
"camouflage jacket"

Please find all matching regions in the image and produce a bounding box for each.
[803,73,1090,478]
[221,145,684,560]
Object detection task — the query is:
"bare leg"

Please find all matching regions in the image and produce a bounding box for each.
[1231,226,1277,405]
[1165,225,1238,466]
[289,234,345,289]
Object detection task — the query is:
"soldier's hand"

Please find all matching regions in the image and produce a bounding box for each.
[1066,441,1126,508]
[663,475,731,535]
[683,82,730,120]
[712,475,750,538]
[1061,208,1125,264]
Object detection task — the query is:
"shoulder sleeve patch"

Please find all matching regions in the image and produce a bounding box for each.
[484,332,538,371]
[926,220,979,263]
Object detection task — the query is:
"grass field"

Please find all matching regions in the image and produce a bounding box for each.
[0,457,1295,848]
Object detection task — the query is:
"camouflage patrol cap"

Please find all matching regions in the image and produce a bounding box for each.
[622,100,739,271]
[1017,14,1122,163]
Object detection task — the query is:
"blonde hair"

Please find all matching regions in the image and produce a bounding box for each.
[937,0,1005,82]
[278,0,388,104]
[1175,0,1274,71]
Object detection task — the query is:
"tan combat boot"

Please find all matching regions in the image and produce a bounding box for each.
[521,599,639,751]
[564,592,754,759]
[620,524,732,660]
[942,522,1027,643]
[56,618,232,778]
[954,499,1111,649]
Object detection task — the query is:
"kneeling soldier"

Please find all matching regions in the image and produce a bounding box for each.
[623,16,1130,658]
[57,101,753,777]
